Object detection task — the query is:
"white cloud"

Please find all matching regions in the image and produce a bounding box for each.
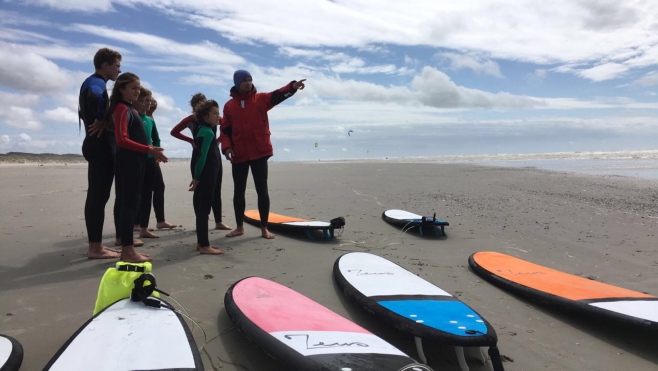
[150,92,185,117]
[19,133,32,142]
[43,107,78,123]
[576,63,629,81]
[22,1,658,82]
[634,71,658,86]
[0,92,44,130]
[25,0,115,12]
[69,24,244,65]
[283,148,291,152]
[278,47,403,75]
[0,135,9,148]
[440,53,504,78]
[534,69,547,80]
[0,41,85,94]
[411,67,539,108]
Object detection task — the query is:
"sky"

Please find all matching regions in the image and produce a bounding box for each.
[0,0,657,160]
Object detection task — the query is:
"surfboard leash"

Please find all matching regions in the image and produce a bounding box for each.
[334,221,417,252]
[466,329,505,371]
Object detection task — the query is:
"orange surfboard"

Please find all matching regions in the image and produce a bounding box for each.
[243,210,344,241]
[469,252,658,329]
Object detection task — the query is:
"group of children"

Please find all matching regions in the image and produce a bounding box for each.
[81,48,306,263]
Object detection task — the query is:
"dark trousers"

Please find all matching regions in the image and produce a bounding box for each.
[232,156,269,227]
[194,166,218,247]
[134,160,166,227]
[136,158,156,228]
[84,154,116,243]
[114,154,145,246]
[153,163,165,222]
[191,159,223,223]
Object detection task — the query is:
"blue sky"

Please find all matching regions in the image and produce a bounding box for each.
[1,0,657,160]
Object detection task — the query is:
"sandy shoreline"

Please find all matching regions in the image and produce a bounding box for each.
[0,161,656,370]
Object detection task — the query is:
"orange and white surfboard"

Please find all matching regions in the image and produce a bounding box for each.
[469,252,658,329]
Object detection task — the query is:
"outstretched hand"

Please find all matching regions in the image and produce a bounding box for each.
[148,147,168,163]
[292,79,306,90]
[189,179,199,192]
[88,119,105,138]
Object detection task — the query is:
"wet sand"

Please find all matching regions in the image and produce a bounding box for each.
[0,161,657,370]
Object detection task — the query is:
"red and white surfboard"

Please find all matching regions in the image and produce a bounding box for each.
[224,277,433,371]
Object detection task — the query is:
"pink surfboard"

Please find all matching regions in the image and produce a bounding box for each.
[224,276,432,371]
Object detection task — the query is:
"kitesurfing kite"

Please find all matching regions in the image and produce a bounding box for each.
[348,130,354,136]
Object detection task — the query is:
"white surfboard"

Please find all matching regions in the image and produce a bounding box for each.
[43,298,203,371]
[382,210,449,236]
[0,334,23,371]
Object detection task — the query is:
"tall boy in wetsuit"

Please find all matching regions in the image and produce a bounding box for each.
[78,48,125,259]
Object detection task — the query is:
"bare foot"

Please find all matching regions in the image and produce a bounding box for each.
[214,222,232,230]
[261,228,275,239]
[87,244,120,259]
[120,246,152,262]
[226,227,244,237]
[139,229,159,238]
[197,244,225,255]
[115,238,145,247]
[156,221,177,229]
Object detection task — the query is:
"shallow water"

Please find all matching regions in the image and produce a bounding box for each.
[473,159,658,180]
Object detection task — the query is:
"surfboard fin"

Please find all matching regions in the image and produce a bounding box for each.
[488,345,506,371]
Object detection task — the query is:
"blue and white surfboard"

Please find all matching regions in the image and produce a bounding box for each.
[382,210,448,236]
[334,252,505,371]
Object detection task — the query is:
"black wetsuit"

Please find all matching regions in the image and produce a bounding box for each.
[190,121,224,224]
[78,73,117,243]
[191,123,220,247]
[136,114,163,228]
[113,101,148,247]
[232,156,270,227]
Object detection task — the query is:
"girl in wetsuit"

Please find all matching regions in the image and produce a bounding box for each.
[172,93,231,231]
[189,99,224,255]
[103,72,167,263]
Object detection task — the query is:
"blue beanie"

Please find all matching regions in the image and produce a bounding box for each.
[233,70,252,88]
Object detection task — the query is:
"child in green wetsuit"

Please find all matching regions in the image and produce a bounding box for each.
[133,87,168,238]
[189,99,224,255]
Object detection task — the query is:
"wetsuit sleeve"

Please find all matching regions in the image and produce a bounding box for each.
[114,105,150,153]
[170,115,194,144]
[219,108,232,154]
[263,81,297,110]
[152,119,161,147]
[194,128,213,180]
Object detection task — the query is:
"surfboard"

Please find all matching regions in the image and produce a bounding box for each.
[43,298,204,371]
[469,251,658,330]
[243,210,344,240]
[382,210,448,237]
[224,276,433,371]
[0,334,23,371]
[334,252,504,371]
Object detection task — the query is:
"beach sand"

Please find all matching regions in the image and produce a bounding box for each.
[0,161,656,371]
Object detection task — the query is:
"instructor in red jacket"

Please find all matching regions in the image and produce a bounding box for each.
[220,70,306,239]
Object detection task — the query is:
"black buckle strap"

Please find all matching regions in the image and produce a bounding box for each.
[117,264,146,272]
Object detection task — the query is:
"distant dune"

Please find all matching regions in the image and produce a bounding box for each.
[0,152,85,164]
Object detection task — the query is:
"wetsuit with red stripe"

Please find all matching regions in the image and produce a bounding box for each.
[113,101,149,247]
